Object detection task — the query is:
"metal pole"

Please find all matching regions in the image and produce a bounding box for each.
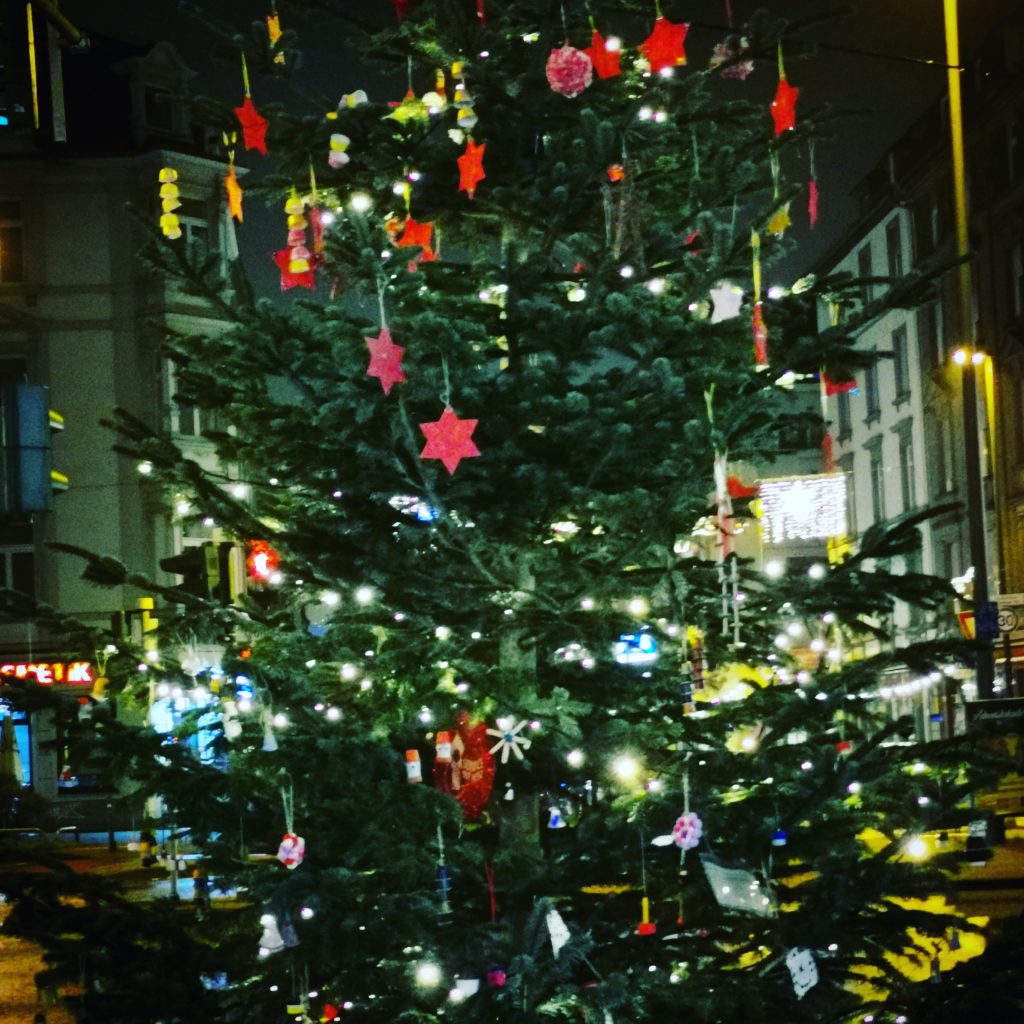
[962,359,995,699]
[944,0,995,699]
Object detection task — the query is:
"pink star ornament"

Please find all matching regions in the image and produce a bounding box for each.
[419,405,480,474]
[365,327,406,395]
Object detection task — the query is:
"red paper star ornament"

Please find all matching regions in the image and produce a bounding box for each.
[365,327,406,395]
[273,248,314,290]
[235,95,268,155]
[770,76,800,135]
[457,139,486,199]
[397,216,436,266]
[420,405,480,474]
[640,17,689,73]
[585,30,622,79]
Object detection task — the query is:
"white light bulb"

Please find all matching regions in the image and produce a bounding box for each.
[355,586,375,605]
[612,754,641,782]
[415,962,442,987]
[273,713,288,728]
[567,749,585,768]
[349,192,373,213]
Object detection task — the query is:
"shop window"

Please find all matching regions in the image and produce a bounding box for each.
[0,702,31,786]
[149,687,222,765]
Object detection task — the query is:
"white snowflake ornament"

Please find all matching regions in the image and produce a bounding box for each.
[486,717,532,763]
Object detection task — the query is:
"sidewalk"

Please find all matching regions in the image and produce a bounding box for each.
[0,902,76,1024]
[0,841,206,1024]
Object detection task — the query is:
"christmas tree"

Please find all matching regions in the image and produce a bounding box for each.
[1,2,1012,1022]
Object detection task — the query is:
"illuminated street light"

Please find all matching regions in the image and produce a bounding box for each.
[943,0,996,701]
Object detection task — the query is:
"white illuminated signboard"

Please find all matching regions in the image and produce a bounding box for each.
[759,473,847,544]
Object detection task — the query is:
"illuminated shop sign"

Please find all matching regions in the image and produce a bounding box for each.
[0,661,94,686]
[758,473,847,545]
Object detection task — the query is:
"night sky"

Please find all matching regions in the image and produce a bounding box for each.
[59,0,1017,289]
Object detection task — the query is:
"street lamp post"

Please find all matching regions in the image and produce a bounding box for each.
[955,350,996,699]
[943,0,996,699]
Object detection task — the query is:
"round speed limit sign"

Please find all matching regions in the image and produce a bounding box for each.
[997,607,1019,634]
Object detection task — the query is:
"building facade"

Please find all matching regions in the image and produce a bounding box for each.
[819,13,1024,734]
[0,10,235,827]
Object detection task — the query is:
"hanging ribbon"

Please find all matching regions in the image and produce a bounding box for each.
[637,826,656,935]
[751,228,768,367]
[485,861,497,923]
[808,139,820,227]
[436,824,452,914]
[819,300,843,472]
[281,777,294,835]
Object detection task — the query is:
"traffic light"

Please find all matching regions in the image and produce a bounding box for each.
[160,544,218,601]
[159,542,244,604]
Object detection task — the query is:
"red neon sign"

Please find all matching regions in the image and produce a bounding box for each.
[0,662,94,686]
